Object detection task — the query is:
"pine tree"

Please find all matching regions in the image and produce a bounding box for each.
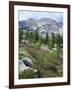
[29,31,33,42]
[19,29,24,43]
[35,30,39,42]
[51,32,55,48]
[26,30,29,40]
[56,33,63,49]
[44,33,49,44]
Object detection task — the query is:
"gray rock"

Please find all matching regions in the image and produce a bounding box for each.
[18,60,30,73]
[18,58,33,73]
[19,18,63,37]
[23,57,33,67]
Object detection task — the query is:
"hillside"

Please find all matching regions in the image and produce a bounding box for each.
[19,18,63,36]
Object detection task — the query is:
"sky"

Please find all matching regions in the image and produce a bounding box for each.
[18,10,63,22]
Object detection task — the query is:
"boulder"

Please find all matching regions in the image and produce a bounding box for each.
[18,60,30,73]
[23,57,33,67]
[18,58,33,73]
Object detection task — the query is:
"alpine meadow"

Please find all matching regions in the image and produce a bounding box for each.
[18,11,63,79]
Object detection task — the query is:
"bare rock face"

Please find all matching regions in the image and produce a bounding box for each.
[22,57,33,67]
[18,58,33,73]
[19,18,63,36]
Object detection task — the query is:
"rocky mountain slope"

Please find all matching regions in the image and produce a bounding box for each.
[19,18,63,35]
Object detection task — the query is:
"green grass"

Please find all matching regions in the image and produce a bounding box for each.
[19,41,63,79]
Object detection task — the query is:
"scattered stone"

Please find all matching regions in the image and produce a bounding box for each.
[18,60,30,73]
[18,58,33,73]
[22,57,33,67]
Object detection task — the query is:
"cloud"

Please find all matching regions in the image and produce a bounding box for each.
[19,10,63,22]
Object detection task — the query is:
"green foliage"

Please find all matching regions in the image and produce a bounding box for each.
[56,33,63,48]
[45,33,49,44]
[25,46,63,77]
[34,30,39,42]
[19,46,63,79]
[19,29,63,79]
[48,38,53,49]
[19,69,43,79]
[25,30,29,40]
[19,29,63,50]
[19,69,34,79]
[51,32,56,48]
[19,29,24,43]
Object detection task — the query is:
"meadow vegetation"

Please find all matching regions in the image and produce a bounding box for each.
[19,29,63,79]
